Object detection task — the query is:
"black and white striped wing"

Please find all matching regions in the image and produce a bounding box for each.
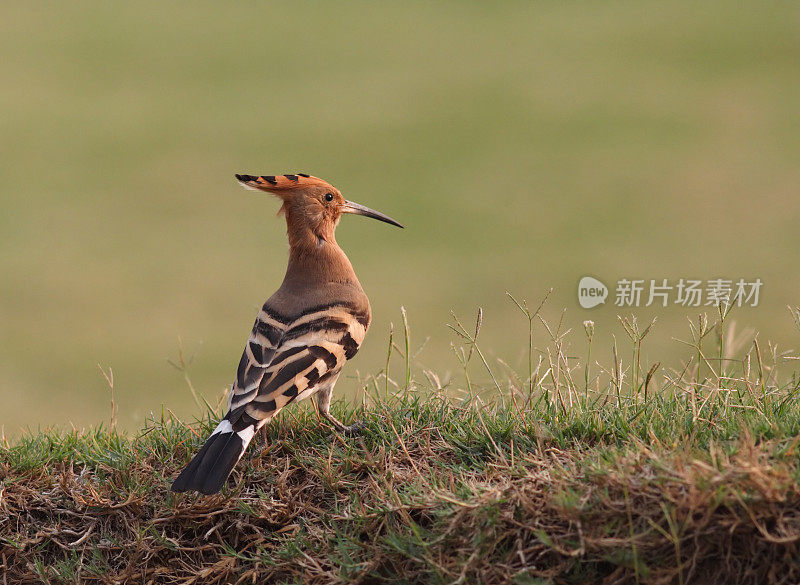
[228,303,369,428]
[225,306,287,416]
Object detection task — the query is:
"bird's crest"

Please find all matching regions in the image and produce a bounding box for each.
[235,173,334,193]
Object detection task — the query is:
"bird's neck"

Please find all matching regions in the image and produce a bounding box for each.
[282,216,360,288]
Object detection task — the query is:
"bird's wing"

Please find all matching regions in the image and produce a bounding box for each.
[224,304,288,414]
[226,302,369,431]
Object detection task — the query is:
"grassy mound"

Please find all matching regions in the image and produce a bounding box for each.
[3,307,800,583]
[3,397,800,583]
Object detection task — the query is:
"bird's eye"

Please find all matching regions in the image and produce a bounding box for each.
[324,193,334,202]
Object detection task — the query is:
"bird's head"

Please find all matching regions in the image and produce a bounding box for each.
[235,173,403,246]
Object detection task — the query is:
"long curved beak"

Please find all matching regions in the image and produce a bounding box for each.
[342,200,404,228]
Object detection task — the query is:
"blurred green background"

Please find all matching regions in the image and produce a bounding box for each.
[1,2,799,435]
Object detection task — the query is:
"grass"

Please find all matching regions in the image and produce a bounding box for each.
[3,300,800,584]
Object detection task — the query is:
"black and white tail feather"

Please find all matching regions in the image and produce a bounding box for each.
[170,419,255,495]
[171,300,369,494]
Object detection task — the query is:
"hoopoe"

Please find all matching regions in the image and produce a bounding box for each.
[171,173,402,495]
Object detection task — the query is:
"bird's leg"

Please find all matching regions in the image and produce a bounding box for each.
[316,384,365,435]
[250,421,273,457]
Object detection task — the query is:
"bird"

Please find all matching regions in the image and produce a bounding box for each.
[171,173,403,495]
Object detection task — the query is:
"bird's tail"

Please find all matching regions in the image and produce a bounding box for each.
[171,419,256,495]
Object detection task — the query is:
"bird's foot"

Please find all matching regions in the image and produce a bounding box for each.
[341,420,367,435]
[250,444,266,458]
[323,413,366,435]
